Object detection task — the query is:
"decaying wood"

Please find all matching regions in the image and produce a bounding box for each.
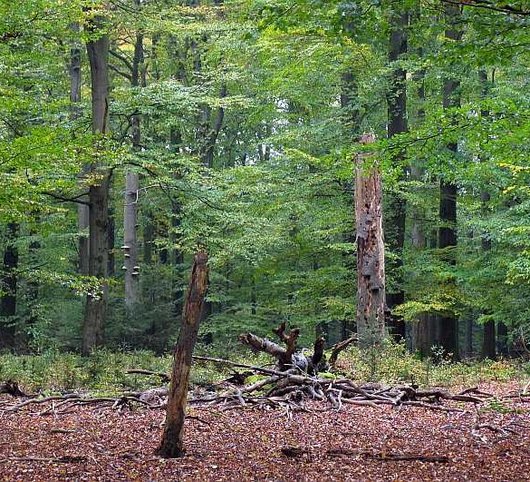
[239,323,331,373]
[281,446,449,463]
[239,322,302,371]
[328,336,357,368]
[157,250,209,459]
[355,133,386,347]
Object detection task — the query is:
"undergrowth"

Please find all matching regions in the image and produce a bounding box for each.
[336,340,528,387]
[0,341,528,394]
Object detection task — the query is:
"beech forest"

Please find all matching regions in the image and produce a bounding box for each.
[0,1,530,481]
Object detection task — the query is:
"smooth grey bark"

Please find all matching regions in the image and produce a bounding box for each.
[82,13,110,355]
[124,30,143,310]
[355,133,386,347]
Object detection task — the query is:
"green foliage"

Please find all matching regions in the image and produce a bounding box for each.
[337,339,523,387]
[1,0,530,363]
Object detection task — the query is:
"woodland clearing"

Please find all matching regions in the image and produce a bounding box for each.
[1,381,529,482]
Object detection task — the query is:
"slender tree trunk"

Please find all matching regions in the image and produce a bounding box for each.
[156,251,209,458]
[124,30,143,310]
[385,9,409,340]
[339,21,361,338]
[124,170,139,310]
[82,13,110,355]
[69,30,90,276]
[478,69,496,360]
[0,223,19,349]
[355,134,386,347]
[437,2,462,360]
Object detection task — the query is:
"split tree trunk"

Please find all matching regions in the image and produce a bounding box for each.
[156,251,209,459]
[239,322,326,374]
[82,13,110,355]
[385,9,409,340]
[355,133,386,347]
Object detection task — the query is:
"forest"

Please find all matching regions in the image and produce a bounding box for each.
[1,0,530,481]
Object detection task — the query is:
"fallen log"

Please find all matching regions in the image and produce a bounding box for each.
[281,446,449,463]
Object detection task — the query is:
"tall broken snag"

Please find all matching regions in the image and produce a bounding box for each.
[355,133,386,347]
[156,250,209,458]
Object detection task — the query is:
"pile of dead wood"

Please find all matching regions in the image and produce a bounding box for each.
[1,324,528,415]
[188,324,528,413]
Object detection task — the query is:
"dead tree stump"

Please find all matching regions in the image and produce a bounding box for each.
[156,251,209,458]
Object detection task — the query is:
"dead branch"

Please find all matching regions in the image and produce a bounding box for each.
[282,446,449,463]
[311,337,325,371]
[192,355,292,377]
[0,456,87,464]
[328,336,357,368]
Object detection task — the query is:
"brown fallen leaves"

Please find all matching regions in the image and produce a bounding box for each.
[0,381,529,481]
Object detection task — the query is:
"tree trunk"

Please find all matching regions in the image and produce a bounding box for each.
[124,171,139,310]
[156,251,209,459]
[0,223,19,349]
[69,28,90,276]
[355,133,386,347]
[82,13,110,355]
[478,69,496,360]
[124,31,143,311]
[437,2,462,360]
[385,9,409,340]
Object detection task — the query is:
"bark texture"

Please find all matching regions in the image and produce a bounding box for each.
[156,251,209,458]
[82,13,110,355]
[355,133,386,347]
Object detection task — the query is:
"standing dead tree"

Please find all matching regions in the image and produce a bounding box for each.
[355,133,386,347]
[156,251,209,458]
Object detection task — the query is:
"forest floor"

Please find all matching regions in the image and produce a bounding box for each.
[1,381,529,481]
